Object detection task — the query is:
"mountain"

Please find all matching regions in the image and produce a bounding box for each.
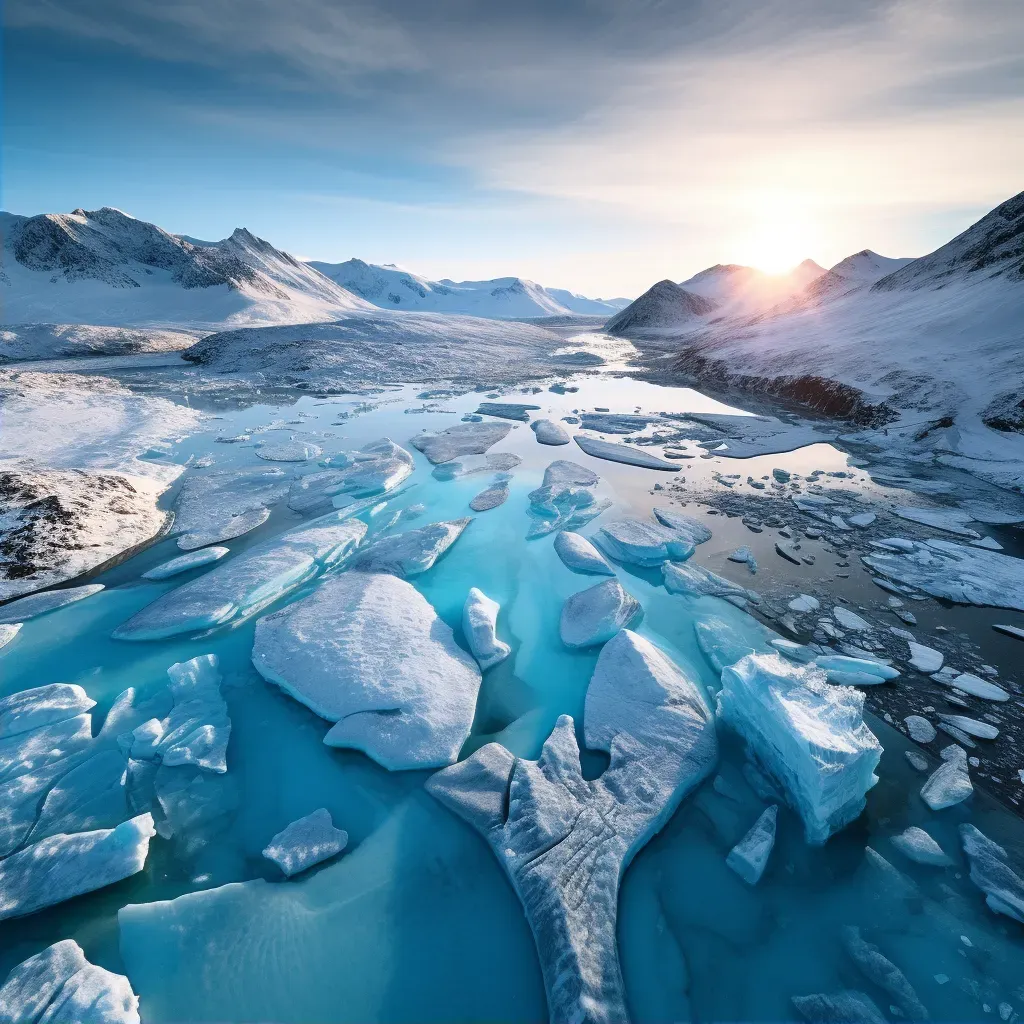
[680,259,827,315]
[874,190,1024,291]
[801,250,914,301]
[0,207,371,329]
[605,279,717,336]
[308,258,630,319]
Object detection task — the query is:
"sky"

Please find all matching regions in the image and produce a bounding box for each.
[3,0,1023,297]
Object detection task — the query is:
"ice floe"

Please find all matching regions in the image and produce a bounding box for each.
[937,671,1009,702]
[114,512,366,640]
[410,421,512,463]
[841,926,929,1022]
[726,804,777,885]
[904,716,937,743]
[0,939,140,1024]
[717,654,882,844]
[814,655,898,687]
[832,607,871,631]
[262,808,348,877]
[907,642,943,673]
[651,507,712,544]
[960,823,1024,924]
[0,683,95,740]
[892,505,980,538]
[0,584,104,625]
[559,579,643,648]
[552,531,615,576]
[993,624,1024,642]
[862,538,1024,612]
[463,588,511,670]
[286,438,413,511]
[177,507,270,551]
[252,572,481,769]
[890,826,951,866]
[0,813,155,921]
[789,595,819,613]
[531,419,570,445]
[0,624,21,652]
[351,518,470,577]
[920,745,973,810]
[427,629,717,1024]
[663,562,759,608]
[594,517,695,566]
[469,482,509,511]
[255,439,323,462]
[573,433,681,471]
[143,546,229,580]
[938,714,998,739]
[475,402,540,422]
[526,460,610,538]
[171,466,288,548]
[791,990,886,1024]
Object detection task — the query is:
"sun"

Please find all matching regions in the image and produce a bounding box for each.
[733,196,820,275]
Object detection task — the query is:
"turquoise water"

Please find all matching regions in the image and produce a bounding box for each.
[1,374,1022,1022]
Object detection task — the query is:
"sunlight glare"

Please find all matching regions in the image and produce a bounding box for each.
[733,194,820,275]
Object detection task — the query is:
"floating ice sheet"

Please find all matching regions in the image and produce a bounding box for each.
[350,518,470,577]
[410,421,512,463]
[552,531,615,576]
[143,546,229,579]
[526,460,610,538]
[594,517,695,567]
[559,579,643,648]
[0,584,104,626]
[262,808,348,877]
[574,433,681,471]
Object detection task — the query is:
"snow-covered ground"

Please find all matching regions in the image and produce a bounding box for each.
[0,323,199,362]
[309,258,629,318]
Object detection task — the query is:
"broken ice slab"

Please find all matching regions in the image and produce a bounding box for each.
[726,805,777,885]
[172,466,288,548]
[717,653,881,844]
[427,630,717,1024]
[960,823,1024,924]
[907,641,943,673]
[663,562,759,608]
[526,460,610,538]
[0,584,104,626]
[920,745,972,810]
[578,413,654,433]
[890,826,951,867]
[560,579,643,649]
[350,518,470,577]
[552,531,615,576]
[891,505,980,538]
[287,438,414,512]
[651,507,712,544]
[469,483,509,511]
[262,809,348,877]
[178,506,269,551]
[114,512,367,640]
[463,588,511,671]
[410,421,512,464]
[531,419,570,445]
[574,433,681,471]
[255,439,323,462]
[993,623,1024,642]
[474,402,540,422]
[252,572,481,770]
[143,546,229,580]
[594,516,695,566]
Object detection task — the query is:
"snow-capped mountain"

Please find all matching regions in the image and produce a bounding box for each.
[680,259,827,315]
[604,279,717,335]
[308,258,630,319]
[874,191,1024,291]
[0,207,371,329]
[807,250,913,299]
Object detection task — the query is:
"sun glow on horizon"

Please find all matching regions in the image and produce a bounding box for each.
[732,193,823,275]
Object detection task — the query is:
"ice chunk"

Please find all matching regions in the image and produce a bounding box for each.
[726,805,777,885]
[427,630,717,1024]
[939,671,1009,701]
[892,506,980,537]
[920,745,972,810]
[788,595,819,613]
[0,683,95,740]
[351,518,470,577]
[559,579,643,648]
[475,401,540,422]
[770,638,816,663]
[862,538,1024,612]
[469,483,509,511]
[890,826,951,866]
[993,623,1024,642]
[775,542,801,565]
[463,588,511,671]
[177,507,269,552]
[526,460,610,538]
[142,546,229,580]
[595,517,695,566]
[960,823,1024,924]
[905,751,929,772]
[172,466,287,549]
[262,808,348,877]
[114,513,367,640]
[848,512,876,528]
[152,655,231,773]
[814,656,899,686]
[904,716,936,743]
[717,654,882,844]
[410,421,512,464]
[531,419,570,445]
[791,991,887,1024]
[833,606,871,631]
[553,531,615,576]
[728,546,756,571]
[907,642,943,674]
[0,714,93,784]
[841,926,929,1022]
[0,939,140,1024]
[578,413,654,434]
[0,624,20,651]
[574,433,681,471]
[0,584,104,625]
[663,562,759,607]
[255,439,323,462]
[938,714,998,739]
[287,438,413,511]
[652,507,712,544]
[694,616,763,675]
[431,451,520,482]
[0,813,154,920]
[253,573,481,770]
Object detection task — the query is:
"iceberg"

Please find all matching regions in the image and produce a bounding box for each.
[0,813,154,920]
[351,518,470,577]
[652,507,712,544]
[410,421,512,464]
[526,460,610,538]
[286,438,413,511]
[560,579,643,648]
[573,433,681,471]
[531,419,570,445]
[427,630,717,1024]
[726,805,777,885]
[142,546,229,579]
[262,808,348,877]
[594,517,695,566]
[0,584,104,626]
[252,572,481,769]
[890,826,951,866]
[0,939,140,1024]
[114,512,366,640]
[663,562,759,607]
[862,538,1024,612]
[552,531,615,576]
[177,506,270,551]
[716,654,882,844]
[463,588,511,671]
[920,744,972,810]
[960,823,1024,923]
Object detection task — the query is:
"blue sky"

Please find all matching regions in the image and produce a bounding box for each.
[4,0,1023,296]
